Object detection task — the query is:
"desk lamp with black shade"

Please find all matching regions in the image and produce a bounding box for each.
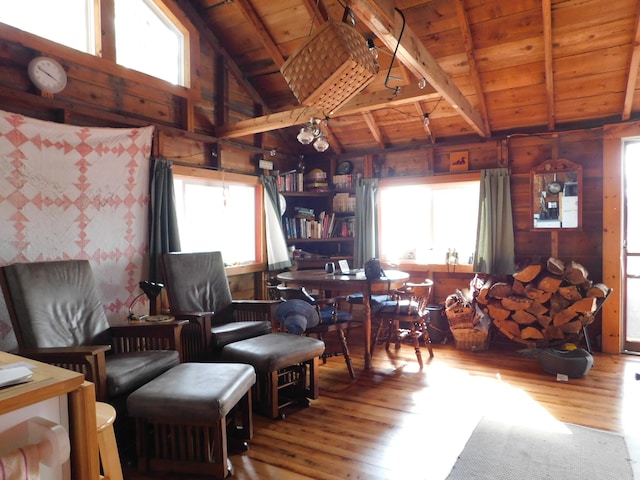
[128,280,165,321]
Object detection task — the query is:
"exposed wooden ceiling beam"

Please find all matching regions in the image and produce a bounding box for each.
[346,0,488,138]
[542,0,556,130]
[234,0,285,68]
[362,111,385,149]
[454,0,490,136]
[300,0,329,27]
[216,83,439,138]
[623,0,640,120]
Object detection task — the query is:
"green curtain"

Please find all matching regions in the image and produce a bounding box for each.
[473,167,515,275]
[354,178,379,269]
[149,158,181,282]
[261,175,292,271]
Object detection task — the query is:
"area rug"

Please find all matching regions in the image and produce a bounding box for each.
[446,416,634,480]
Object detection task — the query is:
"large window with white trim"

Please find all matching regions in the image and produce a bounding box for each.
[379,179,480,265]
[173,173,262,266]
[1,0,187,86]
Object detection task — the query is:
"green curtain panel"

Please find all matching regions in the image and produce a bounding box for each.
[474,168,515,275]
[149,158,181,282]
[261,175,292,271]
[354,178,378,269]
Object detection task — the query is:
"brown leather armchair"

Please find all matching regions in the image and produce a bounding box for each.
[161,251,279,362]
[0,259,182,403]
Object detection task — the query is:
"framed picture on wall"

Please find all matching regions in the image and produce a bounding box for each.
[450,151,469,172]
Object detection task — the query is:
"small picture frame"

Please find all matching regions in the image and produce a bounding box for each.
[450,151,469,172]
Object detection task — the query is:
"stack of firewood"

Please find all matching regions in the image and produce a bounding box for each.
[477,257,609,347]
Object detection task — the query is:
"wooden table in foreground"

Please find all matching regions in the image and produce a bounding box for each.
[276,269,409,370]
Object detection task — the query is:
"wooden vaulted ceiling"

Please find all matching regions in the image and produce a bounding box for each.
[183,0,640,155]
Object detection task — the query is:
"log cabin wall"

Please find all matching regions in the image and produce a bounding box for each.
[0,7,624,351]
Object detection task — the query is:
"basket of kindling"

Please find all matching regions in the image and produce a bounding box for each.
[280,21,379,114]
[445,289,490,351]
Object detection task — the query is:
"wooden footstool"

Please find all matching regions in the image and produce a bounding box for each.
[220,332,325,419]
[127,362,255,479]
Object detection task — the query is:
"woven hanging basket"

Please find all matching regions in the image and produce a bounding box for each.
[280,21,379,114]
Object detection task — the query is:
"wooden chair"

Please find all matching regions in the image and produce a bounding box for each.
[275,285,356,379]
[373,280,435,369]
[0,260,182,403]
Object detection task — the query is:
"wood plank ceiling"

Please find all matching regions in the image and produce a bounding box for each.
[185,0,640,155]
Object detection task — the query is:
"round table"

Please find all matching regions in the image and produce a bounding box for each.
[276,269,409,370]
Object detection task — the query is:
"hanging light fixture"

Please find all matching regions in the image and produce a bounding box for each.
[296,118,330,152]
[423,113,430,127]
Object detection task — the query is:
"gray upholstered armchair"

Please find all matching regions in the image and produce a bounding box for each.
[161,251,278,362]
[0,259,182,402]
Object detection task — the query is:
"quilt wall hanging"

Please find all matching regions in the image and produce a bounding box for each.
[0,109,154,352]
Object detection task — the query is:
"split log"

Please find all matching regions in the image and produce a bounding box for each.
[476,286,491,305]
[501,296,532,311]
[560,320,583,334]
[570,297,597,314]
[550,293,572,316]
[513,264,542,283]
[494,318,521,338]
[544,325,565,339]
[486,301,511,322]
[521,326,544,339]
[564,260,589,285]
[524,283,552,303]
[526,301,548,318]
[512,279,526,296]
[552,308,577,326]
[537,315,552,328]
[546,257,565,275]
[558,285,583,302]
[488,282,512,299]
[512,309,537,325]
[538,275,563,293]
[586,283,609,298]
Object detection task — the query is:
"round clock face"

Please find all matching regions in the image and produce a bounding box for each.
[28,56,67,94]
[336,160,353,175]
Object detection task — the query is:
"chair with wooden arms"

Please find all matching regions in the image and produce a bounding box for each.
[275,284,356,379]
[161,251,278,362]
[0,260,182,404]
[373,280,435,369]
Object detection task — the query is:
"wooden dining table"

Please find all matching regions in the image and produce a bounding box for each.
[276,269,410,370]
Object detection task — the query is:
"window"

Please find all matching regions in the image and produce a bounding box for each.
[1,0,187,86]
[173,173,262,266]
[1,0,95,54]
[114,0,186,85]
[379,178,480,265]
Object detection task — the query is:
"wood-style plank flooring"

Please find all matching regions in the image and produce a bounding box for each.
[124,330,640,480]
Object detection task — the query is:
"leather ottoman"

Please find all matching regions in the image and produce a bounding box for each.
[127,362,255,479]
[220,332,325,419]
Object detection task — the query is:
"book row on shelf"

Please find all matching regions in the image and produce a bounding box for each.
[275,170,356,193]
[283,212,355,240]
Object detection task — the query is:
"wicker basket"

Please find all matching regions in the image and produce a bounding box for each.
[451,328,489,351]
[280,21,379,114]
[445,306,475,330]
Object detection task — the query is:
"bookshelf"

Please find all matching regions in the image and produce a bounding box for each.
[277,164,357,265]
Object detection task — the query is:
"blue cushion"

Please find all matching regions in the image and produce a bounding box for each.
[374,299,419,315]
[346,293,392,305]
[318,306,352,324]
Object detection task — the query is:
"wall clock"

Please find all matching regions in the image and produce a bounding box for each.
[27,56,67,94]
[336,160,353,175]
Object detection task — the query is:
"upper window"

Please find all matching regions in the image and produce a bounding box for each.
[379,179,480,265]
[114,0,186,86]
[1,0,96,54]
[173,173,262,266]
[1,0,187,86]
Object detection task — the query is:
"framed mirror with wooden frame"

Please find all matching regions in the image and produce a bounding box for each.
[530,158,582,231]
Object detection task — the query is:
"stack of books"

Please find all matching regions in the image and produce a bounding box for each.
[304,169,329,192]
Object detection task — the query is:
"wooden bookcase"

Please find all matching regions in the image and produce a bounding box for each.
[278,160,357,269]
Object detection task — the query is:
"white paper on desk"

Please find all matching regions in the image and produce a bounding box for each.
[0,366,33,388]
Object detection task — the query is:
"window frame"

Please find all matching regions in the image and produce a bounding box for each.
[378,172,480,268]
[0,0,195,91]
[172,165,266,275]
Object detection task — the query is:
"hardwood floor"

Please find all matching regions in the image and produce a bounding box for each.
[123,330,640,480]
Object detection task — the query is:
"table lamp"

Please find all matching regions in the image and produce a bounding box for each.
[128,280,164,321]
